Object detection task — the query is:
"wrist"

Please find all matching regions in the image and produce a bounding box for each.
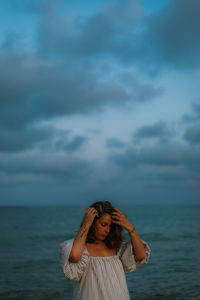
[127,225,135,234]
[81,222,91,231]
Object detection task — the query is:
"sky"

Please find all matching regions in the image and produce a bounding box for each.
[0,0,200,206]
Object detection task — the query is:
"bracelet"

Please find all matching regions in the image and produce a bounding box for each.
[128,226,135,234]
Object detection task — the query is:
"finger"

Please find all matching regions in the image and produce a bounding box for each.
[88,207,96,213]
[112,212,121,216]
[85,208,91,215]
[111,216,120,221]
[112,220,121,224]
[87,207,94,212]
[90,208,98,216]
[113,207,122,213]
[112,216,120,220]
[86,208,97,216]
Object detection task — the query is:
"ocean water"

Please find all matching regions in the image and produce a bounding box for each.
[0,205,200,300]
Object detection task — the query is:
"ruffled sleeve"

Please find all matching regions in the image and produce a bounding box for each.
[59,239,89,282]
[119,239,151,273]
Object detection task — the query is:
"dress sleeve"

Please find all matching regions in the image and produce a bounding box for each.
[119,239,151,273]
[59,239,89,282]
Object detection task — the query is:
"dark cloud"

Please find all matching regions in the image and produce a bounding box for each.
[110,144,200,198]
[1,140,200,205]
[182,114,196,123]
[117,72,164,102]
[0,51,48,130]
[0,119,88,153]
[111,144,183,169]
[0,51,126,129]
[138,144,187,167]
[1,32,21,51]
[0,0,199,205]
[192,103,200,120]
[0,148,95,205]
[110,142,200,172]
[35,0,147,73]
[110,148,138,168]
[5,0,41,13]
[2,0,199,75]
[183,123,200,145]
[0,45,162,163]
[0,151,92,182]
[134,121,171,139]
[59,135,87,152]
[182,102,200,123]
[146,0,200,69]
[102,142,200,204]
[0,49,162,134]
[37,131,89,153]
[106,138,126,149]
[36,0,200,71]
[0,125,57,152]
[37,0,143,58]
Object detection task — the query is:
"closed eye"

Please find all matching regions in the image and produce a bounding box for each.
[101,223,111,228]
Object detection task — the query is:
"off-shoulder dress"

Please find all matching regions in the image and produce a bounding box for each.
[59,239,150,300]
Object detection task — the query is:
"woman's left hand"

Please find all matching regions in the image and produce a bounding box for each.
[111,207,134,232]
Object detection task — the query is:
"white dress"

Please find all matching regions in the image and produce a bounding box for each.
[59,239,150,300]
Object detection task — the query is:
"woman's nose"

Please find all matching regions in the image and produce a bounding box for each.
[105,227,110,233]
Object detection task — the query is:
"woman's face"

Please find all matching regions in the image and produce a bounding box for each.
[93,214,112,241]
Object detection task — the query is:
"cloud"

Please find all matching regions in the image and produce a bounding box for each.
[110,142,200,173]
[103,141,200,204]
[192,103,200,119]
[145,0,200,69]
[0,151,92,183]
[0,125,57,152]
[1,139,200,205]
[0,48,162,136]
[3,0,200,73]
[190,102,200,121]
[36,0,200,71]
[110,147,138,168]
[183,123,200,145]
[106,138,126,149]
[182,102,200,123]
[134,121,171,139]
[138,144,187,167]
[110,143,185,169]
[117,72,164,102]
[37,0,144,58]
[108,142,200,204]
[0,51,125,129]
[5,0,41,13]
[57,135,88,152]
[0,0,199,205]
[0,117,88,153]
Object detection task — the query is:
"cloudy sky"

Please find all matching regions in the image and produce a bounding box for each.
[0,0,200,206]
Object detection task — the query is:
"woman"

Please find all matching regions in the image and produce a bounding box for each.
[60,201,150,300]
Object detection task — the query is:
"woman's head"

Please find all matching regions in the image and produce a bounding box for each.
[84,201,123,249]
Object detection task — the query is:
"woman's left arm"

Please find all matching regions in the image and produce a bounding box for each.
[112,208,147,261]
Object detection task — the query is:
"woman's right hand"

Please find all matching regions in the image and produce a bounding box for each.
[69,207,98,262]
[82,207,98,228]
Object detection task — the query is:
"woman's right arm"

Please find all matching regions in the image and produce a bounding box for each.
[69,207,98,262]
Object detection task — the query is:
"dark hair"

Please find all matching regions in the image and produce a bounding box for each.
[82,201,123,250]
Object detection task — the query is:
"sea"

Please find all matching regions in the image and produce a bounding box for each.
[0,205,200,300]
